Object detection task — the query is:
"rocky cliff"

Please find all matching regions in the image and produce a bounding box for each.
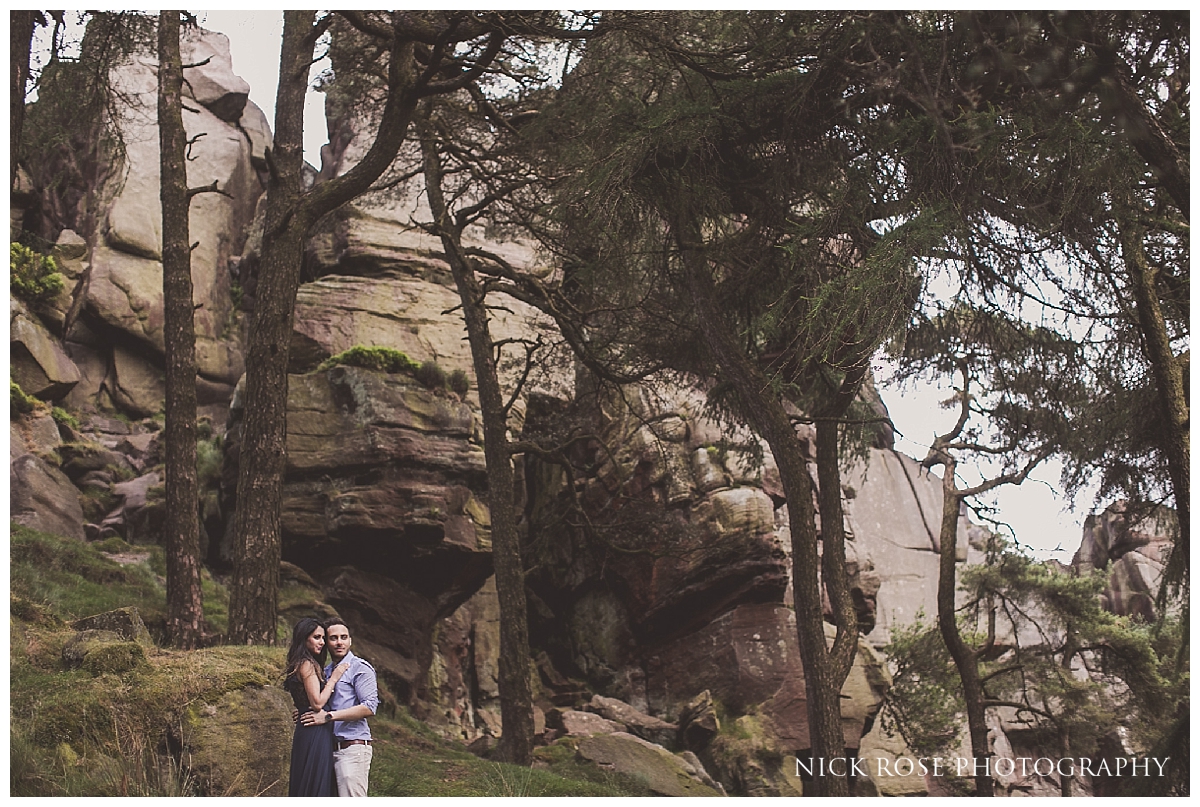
[11,25,1172,797]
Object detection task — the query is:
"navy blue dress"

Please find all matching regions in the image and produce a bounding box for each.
[285,670,335,797]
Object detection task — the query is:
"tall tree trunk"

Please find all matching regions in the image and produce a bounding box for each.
[815,364,868,651]
[676,224,854,797]
[934,458,993,796]
[420,129,535,765]
[227,11,313,643]
[228,12,477,643]
[1118,212,1189,579]
[10,11,39,191]
[158,10,204,649]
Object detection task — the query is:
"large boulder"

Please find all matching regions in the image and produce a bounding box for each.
[11,452,85,541]
[429,577,502,740]
[552,709,623,737]
[75,26,262,417]
[61,630,148,676]
[572,732,724,797]
[178,28,251,122]
[11,409,63,462]
[225,364,495,701]
[588,694,678,747]
[841,449,980,646]
[289,272,555,400]
[646,604,888,751]
[180,685,294,797]
[524,388,794,702]
[11,298,81,401]
[71,606,154,645]
[110,344,165,418]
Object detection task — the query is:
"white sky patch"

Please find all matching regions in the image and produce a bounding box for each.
[200,11,329,168]
[875,357,1099,561]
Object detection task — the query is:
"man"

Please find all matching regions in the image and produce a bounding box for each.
[299,617,378,796]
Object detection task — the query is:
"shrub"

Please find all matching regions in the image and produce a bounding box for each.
[318,345,420,374]
[448,368,470,396]
[415,360,447,390]
[11,242,65,304]
[196,436,223,488]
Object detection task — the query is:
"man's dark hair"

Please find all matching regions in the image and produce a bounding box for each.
[324,616,350,634]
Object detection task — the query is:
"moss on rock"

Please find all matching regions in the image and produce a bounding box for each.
[82,640,148,675]
[180,684,295,796]
[71,606,154,645]
[318,345,420,374]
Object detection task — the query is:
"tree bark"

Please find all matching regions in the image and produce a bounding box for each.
[158,10,204,649]
[934,457,993,796]
[10,11,39,191]
[676,224,853,797]
[227,11,314,643]
[420,129,535,765]
[1118,211,1189,576]
[815,364,868,665]
[228,13,501,643]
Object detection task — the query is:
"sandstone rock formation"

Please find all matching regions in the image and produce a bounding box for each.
[179,684,295,797]
[1073,501,1176,622]
[221,362,495,707]
[11,452,86,542]
[31,27,267,422]
[841,449,983,647]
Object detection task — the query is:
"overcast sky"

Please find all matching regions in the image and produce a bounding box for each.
[199,11,329,168]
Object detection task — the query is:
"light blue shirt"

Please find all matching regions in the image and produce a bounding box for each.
[325,650,378,741]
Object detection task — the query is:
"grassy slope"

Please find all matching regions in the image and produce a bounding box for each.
[10,524,651,797]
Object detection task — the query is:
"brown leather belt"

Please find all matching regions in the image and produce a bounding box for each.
[336,739,373,750]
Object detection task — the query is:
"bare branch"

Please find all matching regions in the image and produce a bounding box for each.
[956,446,1054,499]
[418,30,506,98]
[499,335,543,417]
[186,180,229,200]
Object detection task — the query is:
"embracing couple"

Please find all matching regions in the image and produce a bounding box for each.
[284,617,379,797]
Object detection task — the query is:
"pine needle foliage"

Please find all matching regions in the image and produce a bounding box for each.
[882,536,1187,793]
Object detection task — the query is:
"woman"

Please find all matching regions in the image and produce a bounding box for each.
[284,617,349,797]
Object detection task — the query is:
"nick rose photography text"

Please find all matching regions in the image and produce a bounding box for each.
[795,757,1171,779]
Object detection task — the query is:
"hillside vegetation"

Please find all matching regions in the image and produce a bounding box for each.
[9,524,652,797]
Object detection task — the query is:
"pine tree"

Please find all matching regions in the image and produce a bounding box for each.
[157,9,204,648]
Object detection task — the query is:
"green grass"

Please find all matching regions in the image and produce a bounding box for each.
[51,405,80,429]
[366,712,652,796]
[316,346,464,395]
[12,523,168,627]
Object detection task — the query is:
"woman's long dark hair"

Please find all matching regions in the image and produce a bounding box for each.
[285,617,328,681]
